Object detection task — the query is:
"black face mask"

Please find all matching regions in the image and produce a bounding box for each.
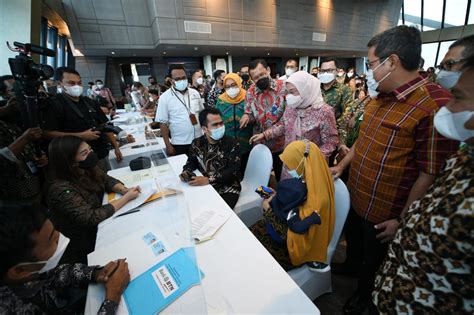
[256,77,270,91]
[240,73,250,81]
[78,152,99,170]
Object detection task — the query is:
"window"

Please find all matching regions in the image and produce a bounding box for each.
[403,0,422,29]
[468,1,474,24]
[423,0,444,30]
[444,0,469,27]
[421,43,439,68]
[46,26,58,68]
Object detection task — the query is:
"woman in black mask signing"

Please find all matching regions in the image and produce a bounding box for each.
[46,136,140,263]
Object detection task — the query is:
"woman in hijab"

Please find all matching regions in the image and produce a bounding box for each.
[215,73,253,170]
[249,71,339,162]
[250,140,336,271]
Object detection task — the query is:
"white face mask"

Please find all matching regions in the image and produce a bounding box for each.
[96,84,104,89]
[286,94,304,109]
[318,72,335,84]
[209,125,225,141]
[434,106,474,141]
[436,70,462,90]
[366,58,391,97]
[196,77,204,85]
[285,68,296,77]
[226,87,240,98]
[63,85,83,97]
[56,87,62,94]
[347,72,354,78]
[174,79,188,91]
[149,96,154,102]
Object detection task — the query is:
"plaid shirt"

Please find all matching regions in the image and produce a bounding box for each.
[348,75,459,223]
[244,79,286,153]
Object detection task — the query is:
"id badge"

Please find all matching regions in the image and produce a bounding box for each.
[189,113,198,125]
[26,161,38,174]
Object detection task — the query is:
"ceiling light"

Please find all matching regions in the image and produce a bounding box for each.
[111,51,115,55]
[163,51,167,55]
[194,47,198,51]
[226,52,229,55]
[267,53,270,56]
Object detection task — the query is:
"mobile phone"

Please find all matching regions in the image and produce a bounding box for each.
[255,186,273,198]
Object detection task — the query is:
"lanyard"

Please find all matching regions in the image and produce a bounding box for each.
[172,89,191,113]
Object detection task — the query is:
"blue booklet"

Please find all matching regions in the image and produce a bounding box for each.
[123,247,203,315]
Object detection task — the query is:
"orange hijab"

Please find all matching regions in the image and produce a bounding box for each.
[218,73,246,104]
[280,140,335,265]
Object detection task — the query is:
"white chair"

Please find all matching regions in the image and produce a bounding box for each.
[234,144,273,226]
[288,178,351,300]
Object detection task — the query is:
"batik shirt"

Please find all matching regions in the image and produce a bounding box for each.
[244,79,286,153]
[206,86,224,108]
[373,145,473,314]
[0,264,118,314]
[183,135,241,196]
[320,80,355,120]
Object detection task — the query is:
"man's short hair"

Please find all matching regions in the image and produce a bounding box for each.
[87,81,94,86]
[0,75,14,93]
[249,59,268,71]
[213,70,225,81]
[240,64,249,71]
[55,67,80,81]
[0,202,48,277]
[286,58,299,67]
[462,55,474,71]
[149,89,159,96]
[95,79,103,84]
[148,76,156,81]
[132,81,143,89]
[367,25,421,71]
[450,34,474,59]
[168,64,187,77]
[199,107,222,127]
[320,58,339,69]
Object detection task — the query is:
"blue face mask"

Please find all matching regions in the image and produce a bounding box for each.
[286,157,305,179]
[174,79,188,91]
[210,125,225,141]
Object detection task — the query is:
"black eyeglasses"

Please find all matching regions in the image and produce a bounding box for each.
[436,59,466,71]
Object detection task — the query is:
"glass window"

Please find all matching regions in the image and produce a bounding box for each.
[421,42,439,69]
[468,2,474,24]
[47,26,58,68]
[403,0,422,29]
[398,10,404,26]
[423,0,443,30]
[437,40,456,66]
[444,0,468,27]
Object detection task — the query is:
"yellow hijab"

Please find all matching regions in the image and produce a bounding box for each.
[280,140,335,265]
[218,73,246,104]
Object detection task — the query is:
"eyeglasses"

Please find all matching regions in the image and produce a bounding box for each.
[365,58,382,70]
[319,68,336,74]
[436,59,466,71]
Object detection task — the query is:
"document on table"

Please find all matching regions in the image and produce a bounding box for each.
[191,209,231,243]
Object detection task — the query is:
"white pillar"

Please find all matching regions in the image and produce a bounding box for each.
[0,0,32,74]
[299,56,309,72]
[227,55,233,73]
[203,55,212,78]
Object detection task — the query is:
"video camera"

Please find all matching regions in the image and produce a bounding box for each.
[7,41,55,129]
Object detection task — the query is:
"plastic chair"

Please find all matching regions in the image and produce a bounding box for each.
[234,144,273,226]
[287,178,351,300]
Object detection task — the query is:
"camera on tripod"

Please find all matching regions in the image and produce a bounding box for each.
[7,41,56,155]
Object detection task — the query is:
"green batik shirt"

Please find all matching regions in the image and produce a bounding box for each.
[320,81,355,120]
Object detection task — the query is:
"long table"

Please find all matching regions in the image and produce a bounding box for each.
[85,113,320,314]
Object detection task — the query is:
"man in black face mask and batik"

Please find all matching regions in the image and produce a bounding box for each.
[240,59,287,180]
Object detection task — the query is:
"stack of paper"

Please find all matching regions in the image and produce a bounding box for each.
[191,209,231,243]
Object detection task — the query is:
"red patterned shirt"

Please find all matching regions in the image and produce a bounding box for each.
[244,79,286,153]
[348,75,459,223]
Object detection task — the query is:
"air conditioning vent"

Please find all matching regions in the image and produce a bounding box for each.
[184,21,212,34]
[312,32,327,42]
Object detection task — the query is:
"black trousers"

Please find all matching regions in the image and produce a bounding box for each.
[351,212,389,301]
[173,144,191,156]
[271,151,283,181]
[221,193,239,209]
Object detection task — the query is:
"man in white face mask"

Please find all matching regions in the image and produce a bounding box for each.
[318,58,355,121]
[329,26,459,314]
[42,67,123,165]
[180,108,242,209]
[436,34,474,90]
[373,57,474,315]
[278,58,299,81]
[0,202,130,313]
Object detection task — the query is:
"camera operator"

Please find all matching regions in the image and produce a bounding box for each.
[42,67,123,168]
[0,97,48,202]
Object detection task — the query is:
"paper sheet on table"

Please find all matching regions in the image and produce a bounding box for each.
[87,228,173,314]
[191,209,231,243]
[106,179,156,218]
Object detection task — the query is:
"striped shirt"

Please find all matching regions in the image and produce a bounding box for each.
[348,75,459,223]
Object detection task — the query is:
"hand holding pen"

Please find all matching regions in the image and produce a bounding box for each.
[95,259,130,303]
